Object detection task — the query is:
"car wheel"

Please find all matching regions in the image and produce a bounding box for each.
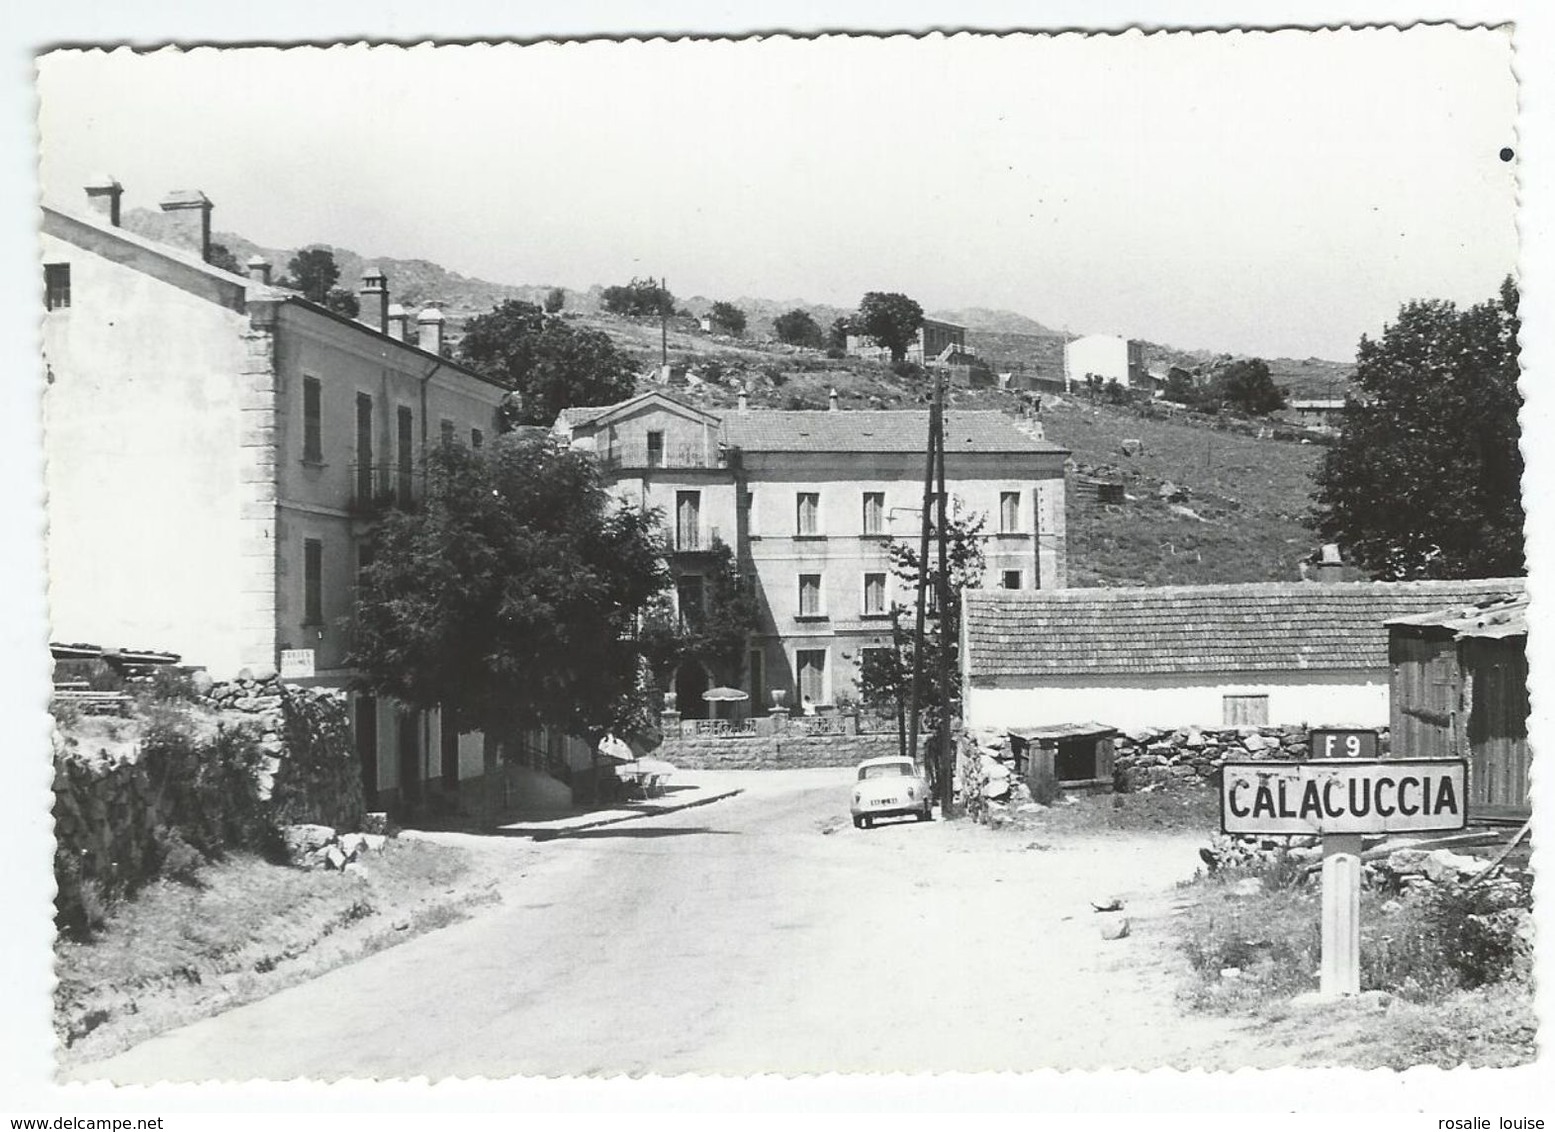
[862,815,873,829]
[852,815,864,829]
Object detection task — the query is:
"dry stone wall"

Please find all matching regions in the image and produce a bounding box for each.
[657,732,904,770]
[1112,724,1390,791]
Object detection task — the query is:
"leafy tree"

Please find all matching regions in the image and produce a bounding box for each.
[601,276,675,317]
[1161,369,1197,406]
[281,247,341,302]
[827,316,852,352]
[543,287,566,314]
[1219,358,1287,415]
[458,299,637,427]
[1312,278,1523,580]
[774,308,824,348]
[856,291,925,363]
[207,242,241,274]
[856,503,987,788]
[637,539,761,691]
[707,301,747,336]
[323,289,360,318]
[350,436,669,741]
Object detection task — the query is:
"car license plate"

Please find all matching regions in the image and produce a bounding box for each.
[876,798,898,807]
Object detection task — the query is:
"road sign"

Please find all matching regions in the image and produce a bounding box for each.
[1309,728,1379,760]
[1219,756,1467,998]
[1220,758,1467,836]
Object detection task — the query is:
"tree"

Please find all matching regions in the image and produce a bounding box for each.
[773,308,823,348]
[707,301,747,336]
[323,289,360,319]
[543,287,566,314]
[826,317,852,353]
[856,292,925,364]
[601,277,674,317]
[281,247,341,302]
[637,539,761,693]
[350,436,669,741]
[855,503,987,767]
[1312,278,1523,580]
[458,299,637,427]
[207,242,241,274]
[1219,358,1287,415]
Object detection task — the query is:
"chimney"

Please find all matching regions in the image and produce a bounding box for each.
[829,387,839,412]
[159,190,213,262]
[737,386,749,413]
[417,306,445,355]
[387,303,408,342]
[359,266,389,333]
[84,175,123,226]
[245,256,272,286]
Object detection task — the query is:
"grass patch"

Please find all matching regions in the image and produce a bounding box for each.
[1169,857,1535,1068]
[1008,784,1221,835]
[54,837,501,1069]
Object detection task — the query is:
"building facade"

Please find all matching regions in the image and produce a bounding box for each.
[42,182,507,814]
[846,317,967,365]
[556,391,1069,713]
[961,579,1526,734]
[1063,334,1146,392]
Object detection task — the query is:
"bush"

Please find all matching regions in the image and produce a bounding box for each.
[1426,875,1533,988]
[141,711,272,859]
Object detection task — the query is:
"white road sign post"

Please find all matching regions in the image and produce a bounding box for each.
[1220,753,1467,998]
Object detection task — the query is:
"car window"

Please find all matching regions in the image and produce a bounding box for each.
[859,763,914,780]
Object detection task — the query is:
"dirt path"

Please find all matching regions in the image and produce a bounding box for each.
[75,771,1295,1081]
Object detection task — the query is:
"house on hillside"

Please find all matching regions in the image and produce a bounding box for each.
[960,578,1526,733]
[846,317,967,365]
[1063,334,1146,392]
[555,389,1070,713]
[1387,593,1530,822]
[42,178,511,816]
[1288,398,1348,429]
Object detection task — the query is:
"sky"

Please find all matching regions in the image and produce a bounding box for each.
[35,27,1518,361]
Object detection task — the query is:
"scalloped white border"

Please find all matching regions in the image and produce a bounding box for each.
[4,4,1550,1119]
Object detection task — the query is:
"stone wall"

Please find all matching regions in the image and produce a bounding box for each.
[52,733,161,931]
[658,732,905,770]
[1111,723,1390,792]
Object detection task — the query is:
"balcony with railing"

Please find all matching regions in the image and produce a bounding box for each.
[602,440,728,471]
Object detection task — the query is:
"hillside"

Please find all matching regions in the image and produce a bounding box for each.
[121,210,1343,584]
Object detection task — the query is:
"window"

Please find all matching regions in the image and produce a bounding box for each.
[302,377,323,463]
[471,427,484,450]
[355,393,374,500]
[676,491,701,550]
[676,574,705,627]
[303,538,324,625]
[440,418,455,448]
[1223,695,1270,726]
[797,649,827,706]
[798,573,822,617]
[397,406,414,505]
[1000,491,1021,533]
[1002,570,1022,590]
[862,492,885,535]
[796,492,820,535]
[646,431,665,467]
[44,263,70,310]
[863,572,887,615]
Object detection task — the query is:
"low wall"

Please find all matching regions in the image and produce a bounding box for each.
[1112,724,1390,791]
[658,732,905,770]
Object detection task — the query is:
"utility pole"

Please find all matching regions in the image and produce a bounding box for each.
[906,371,941,785]
[933,378,953,815]
[660,276,669,369]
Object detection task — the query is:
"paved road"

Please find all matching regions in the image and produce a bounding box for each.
[79,770,1276,1081]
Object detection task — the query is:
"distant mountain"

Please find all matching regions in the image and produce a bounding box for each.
[929,307,1065,338]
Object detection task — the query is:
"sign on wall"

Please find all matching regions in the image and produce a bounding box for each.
[279,648,316,680]
[1308,728,1379,760]
[1220,758,1467,836]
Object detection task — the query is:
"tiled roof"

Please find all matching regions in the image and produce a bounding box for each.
[965,579,1527,679]
[721,410,1066,454]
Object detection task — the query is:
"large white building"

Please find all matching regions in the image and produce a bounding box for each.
[1063,334,1146,392]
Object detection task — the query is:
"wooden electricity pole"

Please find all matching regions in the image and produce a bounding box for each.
[907,370,951,813]
[934,381,953,815]
[906,374,940,781]
[660,277,669,369]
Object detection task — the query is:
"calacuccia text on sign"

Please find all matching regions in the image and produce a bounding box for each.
[1220,758,1467,836]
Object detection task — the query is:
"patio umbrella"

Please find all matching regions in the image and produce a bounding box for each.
[597,733,634,762]
[702,685,749,720]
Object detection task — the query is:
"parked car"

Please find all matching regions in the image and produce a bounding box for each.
[850,756,933,828]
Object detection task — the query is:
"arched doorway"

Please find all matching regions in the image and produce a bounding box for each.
[675,662,710,720]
